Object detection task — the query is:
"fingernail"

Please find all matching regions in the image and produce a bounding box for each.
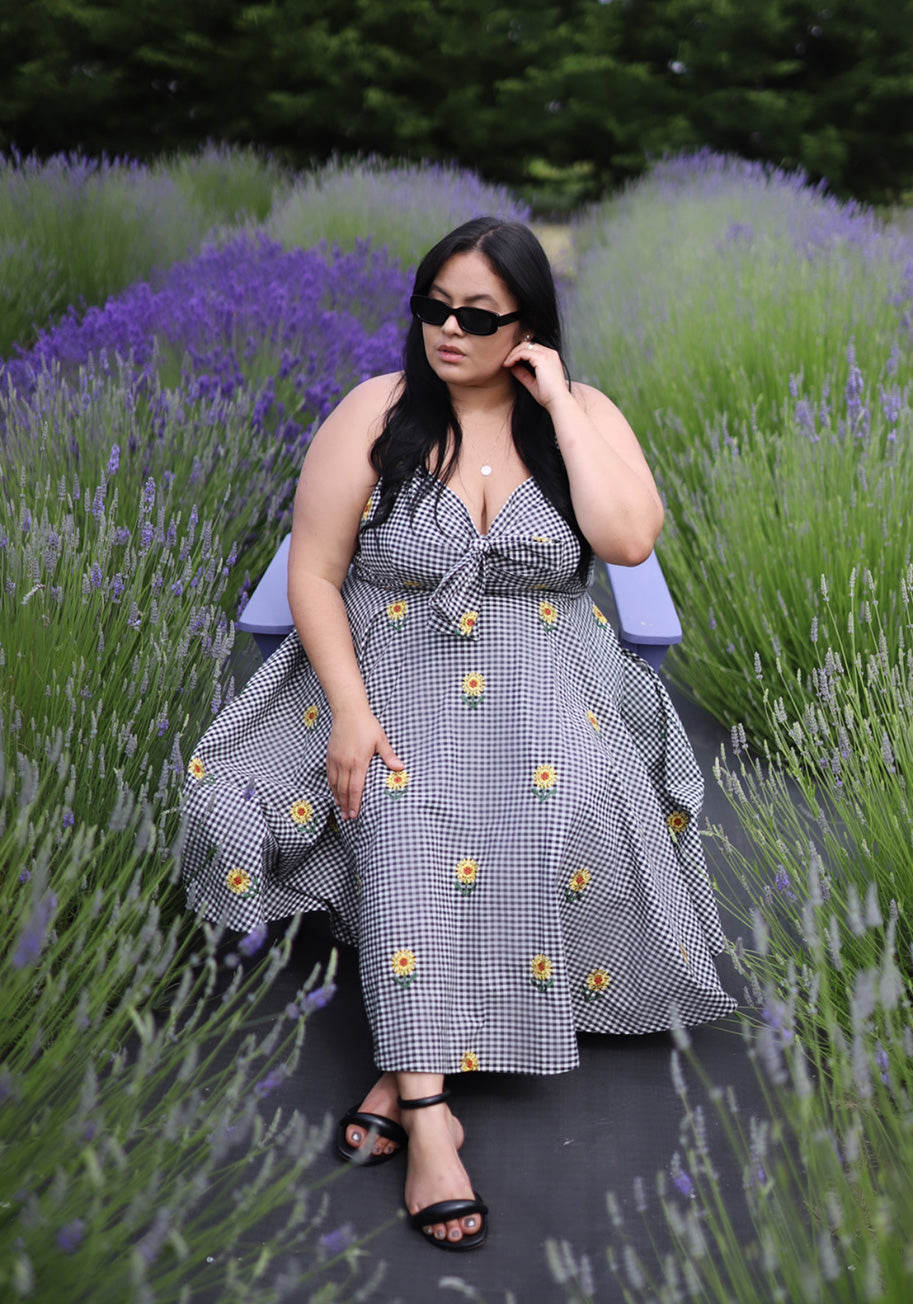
[349,810,356,819]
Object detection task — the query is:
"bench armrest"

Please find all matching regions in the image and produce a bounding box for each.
[605,552,682,671]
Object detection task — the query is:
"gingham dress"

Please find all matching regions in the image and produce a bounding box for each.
[181,470,736,1074]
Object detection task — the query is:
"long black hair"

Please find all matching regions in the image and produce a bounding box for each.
[367,216,591,580]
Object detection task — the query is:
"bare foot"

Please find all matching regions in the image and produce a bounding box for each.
[344,1072,404,1159]
[401,1099,482,1246]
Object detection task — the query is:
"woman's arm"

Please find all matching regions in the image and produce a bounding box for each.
[287,371,404,819]
[505,343,664,565]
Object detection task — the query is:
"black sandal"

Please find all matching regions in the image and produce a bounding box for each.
[398,1090,488,1251]
[335,1106,408,1166]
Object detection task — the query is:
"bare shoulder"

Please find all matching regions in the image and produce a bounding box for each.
[570,380,626,419]
[321,370,403,437]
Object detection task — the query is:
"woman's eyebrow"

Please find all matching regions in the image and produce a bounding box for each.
[428,282,500,306]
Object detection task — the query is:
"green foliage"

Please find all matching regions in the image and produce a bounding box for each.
[2,0,913,207]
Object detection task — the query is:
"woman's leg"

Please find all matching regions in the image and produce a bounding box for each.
[397,1071,480,1245]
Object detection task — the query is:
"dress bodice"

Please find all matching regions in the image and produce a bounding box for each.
[353,471,590,638]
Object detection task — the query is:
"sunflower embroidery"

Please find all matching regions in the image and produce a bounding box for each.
[455,857,479,897]
[303,704,320,729]
[461,671,486,708]
[290,798,315,827]
[584,968,611,1001]
[385,770,410,798]
[532,535,551,543]
[361,494,375,522]
[386,599,408,629]
[226,866,259,899]
[533,763,558,800]
[593,604,609,629]
[666,810,690,838]
[565,868,591,903]
[538,600,559,630]
[459,610,478,637]
[461,1050,480,1072]
[391,948,417,989]
[187,756,207,781]
[585,709,600,732]
[531,954,554,993]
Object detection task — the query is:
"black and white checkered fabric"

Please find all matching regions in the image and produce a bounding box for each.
[181,472,736,1074]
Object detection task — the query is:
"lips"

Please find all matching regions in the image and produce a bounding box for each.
[437,345,465,362]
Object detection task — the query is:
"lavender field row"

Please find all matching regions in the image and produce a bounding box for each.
[1,148,911,1303]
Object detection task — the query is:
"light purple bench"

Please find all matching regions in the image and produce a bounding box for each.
[238,534,682,671]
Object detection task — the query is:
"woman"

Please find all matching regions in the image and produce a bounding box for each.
[181,217,736,1252]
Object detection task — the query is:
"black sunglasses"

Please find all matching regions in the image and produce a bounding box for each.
[410,294,522,337]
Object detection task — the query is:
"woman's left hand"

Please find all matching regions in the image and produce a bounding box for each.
[504,340,569,412]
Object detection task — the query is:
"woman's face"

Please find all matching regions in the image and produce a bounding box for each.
[419,249,526,391]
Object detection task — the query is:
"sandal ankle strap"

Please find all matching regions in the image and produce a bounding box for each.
[397,1089,451,1110]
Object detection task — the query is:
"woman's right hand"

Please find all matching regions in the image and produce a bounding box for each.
[327,708,404,820]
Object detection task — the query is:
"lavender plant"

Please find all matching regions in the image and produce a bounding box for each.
[266,156,530,264]
[1,225,412,1300]
[566,152,913,742]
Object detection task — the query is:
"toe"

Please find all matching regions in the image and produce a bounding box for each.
[345,1124,364,1149]
[461,1214,480,1237]
[446,1219,464,1243]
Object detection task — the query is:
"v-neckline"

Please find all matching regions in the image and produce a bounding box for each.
[429,473,535,537]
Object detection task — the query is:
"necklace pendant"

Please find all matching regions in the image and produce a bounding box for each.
[480,464,493,477]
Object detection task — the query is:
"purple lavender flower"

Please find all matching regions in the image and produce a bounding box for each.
[157,718,169,737]
[285,1003,301,1020]
[18,869,30,884]
[318,1224,355,1257]
[254,1068,286,1099]
[12,892,58,969]
[238,925,267,958]
[672,1167,694,1198]
[302,983,337,1013]
[774,867,798,902]
[171,581,183,597]
[106,444,120,475]
[62,810,75,829]
[55,1219,85,1253]
[875,1043,889,1085]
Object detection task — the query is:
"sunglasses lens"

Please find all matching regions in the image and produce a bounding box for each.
[410,296,501,335]
[458,308,498,335]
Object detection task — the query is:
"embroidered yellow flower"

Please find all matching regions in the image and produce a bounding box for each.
[585,709,600,732]
[188,756,206,781]
[461,671,486,707]
[532,535,551,543]
[667,810,690,836]
[533,763,558,798]
[391,948,417,988]
[680,945,689,965]
[538,600,559,629]
[459,610,478,637]
[461,1050,480,1072]
[303,704,320,729]
[584,967,611,999]
[455,857,479,895]
[386,599,408,626]
[593,604,608,627]
[361,495,374,521]
[385,769,410,796]
[532,955,552,980]
[226,867,252,896]
[531,954,554,991]
[565,868,591,903]
[290,798,315,826]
